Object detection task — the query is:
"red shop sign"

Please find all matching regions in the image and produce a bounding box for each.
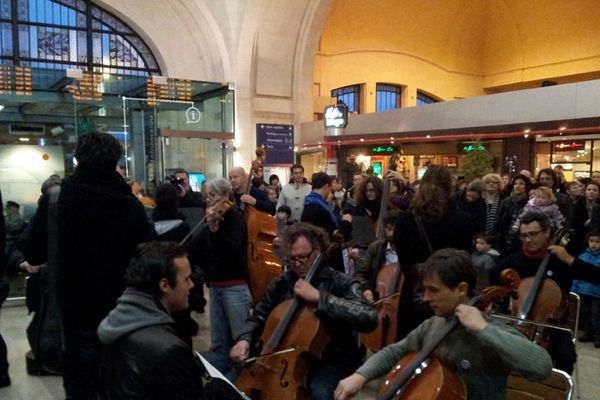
[553,140,586,151]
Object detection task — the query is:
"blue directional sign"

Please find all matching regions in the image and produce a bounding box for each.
[256,123,294,165]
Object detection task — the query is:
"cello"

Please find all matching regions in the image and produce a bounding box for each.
[377,269,521,400]
[361,172,404,352]
[504,230,568,348]
[235,253,329,400]
[242,147,283,304]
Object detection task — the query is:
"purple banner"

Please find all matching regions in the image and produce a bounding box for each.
[256,123,294,165]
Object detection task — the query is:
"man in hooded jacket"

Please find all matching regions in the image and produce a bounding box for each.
[97,241,205,399]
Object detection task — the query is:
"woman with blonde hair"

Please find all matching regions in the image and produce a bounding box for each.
[482,173,504,233]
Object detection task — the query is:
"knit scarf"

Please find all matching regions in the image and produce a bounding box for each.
[522,242,550,260]
[304,191,338,227]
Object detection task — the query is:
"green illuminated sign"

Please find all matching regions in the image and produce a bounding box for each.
[370,145,396,154]
[462,144,487,152]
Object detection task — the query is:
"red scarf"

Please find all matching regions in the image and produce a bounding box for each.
[522,241,550,260]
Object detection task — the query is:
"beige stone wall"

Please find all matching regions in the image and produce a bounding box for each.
[94,0,332,166]
[317,0,600,110]
[92,0,600,162]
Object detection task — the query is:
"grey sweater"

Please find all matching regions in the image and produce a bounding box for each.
[356,315,552,400]
[276,183,311,221]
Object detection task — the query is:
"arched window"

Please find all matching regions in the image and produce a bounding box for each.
[332,84,361,113]
[416,90,440,106]
[376,83,401,112]
[0,0,160,76]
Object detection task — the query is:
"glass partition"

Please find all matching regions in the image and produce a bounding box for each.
[0,66,234,300]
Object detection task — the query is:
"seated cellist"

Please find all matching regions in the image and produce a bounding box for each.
[335,248,552,400]
[230,223,377,400]
[493,211,600,373]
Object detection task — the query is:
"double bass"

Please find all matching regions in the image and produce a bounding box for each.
[242,147,282,304]
[235,253,329,400]
[361,172,403,352]
[377,269,520,400]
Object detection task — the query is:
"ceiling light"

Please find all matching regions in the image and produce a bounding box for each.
[19,137,30,142]
[360,138,364,142]
[0,105,4,111]
[524,129,530,133]
[426,135,431,138]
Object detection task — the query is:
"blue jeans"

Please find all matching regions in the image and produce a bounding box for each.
[309,361,357,400]
[207,284,252,379]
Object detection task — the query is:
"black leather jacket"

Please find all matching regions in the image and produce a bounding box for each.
[98,291,204,399]
[237,264,377,366]
[106,324,205,399]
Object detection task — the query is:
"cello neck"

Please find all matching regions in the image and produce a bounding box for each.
[263,253,324,353]
[377,296,479,400]
[375,174,392,241]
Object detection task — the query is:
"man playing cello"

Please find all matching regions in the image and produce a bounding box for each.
[230,223,377,400]
[493,211,600,373]
[335,248,552,400]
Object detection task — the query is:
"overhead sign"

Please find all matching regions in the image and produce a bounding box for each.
[256,124,294,165]
[460,143,488,153]
[324,104,348,128]
[553,140,586,151]
[368,145,398,155]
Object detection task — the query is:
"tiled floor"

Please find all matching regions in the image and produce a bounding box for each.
[1,301,599,400]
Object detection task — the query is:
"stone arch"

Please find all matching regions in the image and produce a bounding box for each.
[95,0,230,81]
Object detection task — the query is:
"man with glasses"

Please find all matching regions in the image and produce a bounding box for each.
[230,223,377,400]
[493,211,600,374]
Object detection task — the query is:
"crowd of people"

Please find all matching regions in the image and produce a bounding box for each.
[2,134,600,400]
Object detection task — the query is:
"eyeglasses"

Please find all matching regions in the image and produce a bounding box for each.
[519,230,544,241]
[289,249,315,264]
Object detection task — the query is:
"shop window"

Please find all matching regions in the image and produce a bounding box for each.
[551,139,591,180]
[0,0,160,75]
[331,84,360,113]
[376,83,401,112]
[416,90,439,106]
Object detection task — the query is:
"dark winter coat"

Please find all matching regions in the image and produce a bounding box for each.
[452,192,486,234]
[393,208,473,339]
[191,207,248,283]
[494,195,527,255]
[24,166,155,330]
